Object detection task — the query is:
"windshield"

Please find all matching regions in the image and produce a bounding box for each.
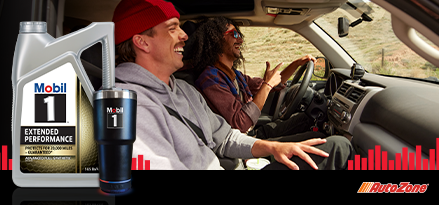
[314,0,439,82]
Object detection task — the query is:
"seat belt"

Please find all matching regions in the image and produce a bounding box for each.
[162,104,208,146]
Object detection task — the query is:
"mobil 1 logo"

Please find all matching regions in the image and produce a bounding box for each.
[107,107,123,128]
[34,83,66,123]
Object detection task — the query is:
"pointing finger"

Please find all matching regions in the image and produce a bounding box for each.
[272,62,284,71]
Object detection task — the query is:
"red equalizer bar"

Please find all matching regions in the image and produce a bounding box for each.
[1,145,12,170]
[1,144,150,171]
[131,155,150,170]
[348,138,439,170]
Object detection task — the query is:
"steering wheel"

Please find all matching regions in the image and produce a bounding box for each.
[278,61,314,120]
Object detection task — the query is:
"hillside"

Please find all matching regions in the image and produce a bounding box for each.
[237,27,323,78]
[237,3,439,80]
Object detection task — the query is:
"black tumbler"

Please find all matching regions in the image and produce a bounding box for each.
[93,89,136,193]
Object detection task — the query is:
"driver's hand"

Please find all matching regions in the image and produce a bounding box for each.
[294,54,317,67]
[264,61,283,87]
[270,138,329,170]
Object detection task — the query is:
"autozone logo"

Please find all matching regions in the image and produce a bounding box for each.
[358,182,429,193]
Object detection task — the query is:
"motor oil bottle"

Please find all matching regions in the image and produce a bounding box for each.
[11,21,115,187]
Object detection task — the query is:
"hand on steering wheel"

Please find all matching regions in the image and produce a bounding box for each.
[279,60,315,120]
[295,54,316,68]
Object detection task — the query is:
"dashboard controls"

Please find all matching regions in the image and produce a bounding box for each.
[341,111,351,123]
[329,98,352,124]
[325,73,384,136]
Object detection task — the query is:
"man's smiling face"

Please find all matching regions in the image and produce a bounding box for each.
[147,17,188,71]
[222,24,243,61]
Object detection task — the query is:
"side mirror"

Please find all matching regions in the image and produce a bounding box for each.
[338,17,350,37]
[313,57,330,78]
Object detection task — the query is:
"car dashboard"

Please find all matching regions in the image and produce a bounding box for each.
[327,78,383,138]
[324,68,439,159]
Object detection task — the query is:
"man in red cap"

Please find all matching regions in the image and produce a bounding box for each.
[111,0,353,170]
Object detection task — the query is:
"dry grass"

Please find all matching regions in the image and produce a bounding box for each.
[237,27,323,78]
[236,3,439,81]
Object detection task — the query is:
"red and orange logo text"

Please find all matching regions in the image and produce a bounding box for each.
[358,182,429,193]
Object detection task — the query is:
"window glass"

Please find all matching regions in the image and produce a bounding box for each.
[237,27,324,81]
[315,1,439,82]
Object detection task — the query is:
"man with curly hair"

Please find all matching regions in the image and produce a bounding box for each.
[189,17,318,141]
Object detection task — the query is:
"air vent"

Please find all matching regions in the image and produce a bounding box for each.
[347,87,365,103]
[337,83,350,96]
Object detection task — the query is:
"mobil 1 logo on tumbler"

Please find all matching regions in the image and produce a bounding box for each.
[34,83,67,122]
[107,107,123,128]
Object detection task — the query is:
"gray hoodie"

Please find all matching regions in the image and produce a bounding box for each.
[114,62,259,169]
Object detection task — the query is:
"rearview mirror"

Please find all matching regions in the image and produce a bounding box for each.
[338,17,349,37]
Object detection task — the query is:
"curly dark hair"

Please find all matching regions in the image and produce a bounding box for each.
[184,16,245,76]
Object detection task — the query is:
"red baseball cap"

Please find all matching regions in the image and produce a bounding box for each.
[112,0,180,45]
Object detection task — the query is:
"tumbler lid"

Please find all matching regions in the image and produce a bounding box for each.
[94,89,137,100]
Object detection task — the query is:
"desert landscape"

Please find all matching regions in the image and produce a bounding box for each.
[237,3,439,82]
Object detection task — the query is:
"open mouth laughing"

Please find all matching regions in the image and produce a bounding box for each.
[174,47,184,55]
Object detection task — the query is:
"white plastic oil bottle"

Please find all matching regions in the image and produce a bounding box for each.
[11,21,115,187]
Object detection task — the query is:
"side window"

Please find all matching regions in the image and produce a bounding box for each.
[237,27,325,80]
[315,3,439,81]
